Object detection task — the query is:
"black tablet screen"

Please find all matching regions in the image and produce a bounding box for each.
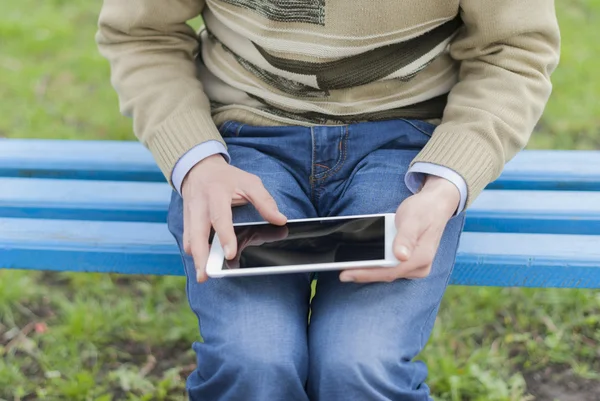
[224,216,386,269]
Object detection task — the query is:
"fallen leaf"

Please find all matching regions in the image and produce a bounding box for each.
[34,322,48,334]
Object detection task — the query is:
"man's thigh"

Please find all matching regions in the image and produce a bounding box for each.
[307,145,465,399]
[167,139,317,397]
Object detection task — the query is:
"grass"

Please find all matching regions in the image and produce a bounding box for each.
[1,0,599,399]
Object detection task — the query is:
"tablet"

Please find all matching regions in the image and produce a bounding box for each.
[206,213,398,277]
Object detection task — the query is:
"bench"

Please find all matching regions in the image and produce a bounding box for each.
[1,138,600,288]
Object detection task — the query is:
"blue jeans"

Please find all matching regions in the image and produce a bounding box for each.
[167,119,465,401]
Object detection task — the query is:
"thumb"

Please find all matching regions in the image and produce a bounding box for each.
[393,203,424,261]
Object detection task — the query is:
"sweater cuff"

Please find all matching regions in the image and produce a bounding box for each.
[405,162,468,215]
[410,129,499,208]
[146,108,225,187]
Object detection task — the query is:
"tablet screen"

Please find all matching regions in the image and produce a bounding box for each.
[224,216,386,269]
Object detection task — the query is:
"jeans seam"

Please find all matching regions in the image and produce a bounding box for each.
[172,228,204,333]
[166,197,205,345]
[218,120,229,132]
[235,123,246,137]
[173,230,210,393]
[310,126,317,204]
[166,196,208,391]
[418,213,466,349]
[314,126,349,209]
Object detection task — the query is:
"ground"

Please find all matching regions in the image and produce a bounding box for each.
[1,0,600,400]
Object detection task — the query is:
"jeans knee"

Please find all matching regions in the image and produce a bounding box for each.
[189,341,308,401]
[317,347,389,383]
[232,343,303,377]
[309,345,429,400]
[201,340,306,383]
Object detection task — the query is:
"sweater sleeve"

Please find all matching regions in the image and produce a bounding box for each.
[410,0,560,207]
[96,0,224,185]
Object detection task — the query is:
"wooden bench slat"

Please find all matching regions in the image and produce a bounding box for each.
[2,177,600,235]
[0,218,179,276]
[455,232,600,288]
[489,150,600,191]
[1,217,599,288]
[0,177,170,222]
[2,139,600,190]
[0,139,162,182]
[466,190,600,235]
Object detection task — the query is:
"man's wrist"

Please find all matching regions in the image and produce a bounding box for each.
[182,154,227,194]
[420,175,461,216]
[405,163,467,215]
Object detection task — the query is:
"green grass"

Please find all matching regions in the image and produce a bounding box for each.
[529,0,600,150]
[1,0,599,400]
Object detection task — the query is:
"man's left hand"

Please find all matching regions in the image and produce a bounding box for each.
[340,175,460,283]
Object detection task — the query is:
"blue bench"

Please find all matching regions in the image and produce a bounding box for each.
[1,138,600,288]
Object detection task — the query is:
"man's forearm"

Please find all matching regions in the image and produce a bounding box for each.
[96,0,225,187]
[410,0,560,208]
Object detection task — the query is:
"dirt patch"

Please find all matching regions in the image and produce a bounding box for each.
[524,365,600,401]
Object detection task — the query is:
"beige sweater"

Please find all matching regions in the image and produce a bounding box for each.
[96,0,560,207]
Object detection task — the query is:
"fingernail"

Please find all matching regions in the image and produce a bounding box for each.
[223,245,233,259]
[396,245,410,259]
[278,211,287,220]
[340,275,355,282]
[196,270,203,282]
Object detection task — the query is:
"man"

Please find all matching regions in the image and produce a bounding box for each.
[96,1,560,399]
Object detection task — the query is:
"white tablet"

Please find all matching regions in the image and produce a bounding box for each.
[206,213,398,278]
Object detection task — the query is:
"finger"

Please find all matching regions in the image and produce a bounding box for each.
[226,227,259,269]
[241,176,287,225]
[393,250,434,278]
[191,236,210,282]
[340,266,400,283]
[397,226,442,271]
[341,230,439,283]
[393,203,425,261]
[208,191,237,260]
[230,229,254,268]
[188,207,212,283]
[231,192,249,207]
[228,225,289,269]
[339,250,432,283]
[387,232,440,279]
[227,252,242,269]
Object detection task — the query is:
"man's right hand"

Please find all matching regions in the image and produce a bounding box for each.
[181,154,287,282]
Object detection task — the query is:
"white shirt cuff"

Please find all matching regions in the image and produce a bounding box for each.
[171,140,230,195]
[405,162,468,215]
